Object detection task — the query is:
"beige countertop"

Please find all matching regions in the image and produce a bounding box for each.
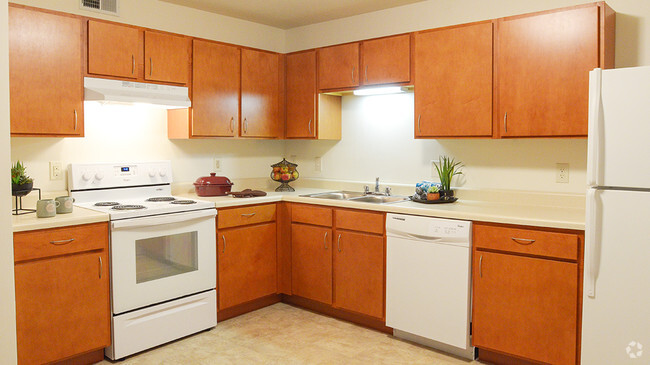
[12,206,110,233]
[12,186,585,232]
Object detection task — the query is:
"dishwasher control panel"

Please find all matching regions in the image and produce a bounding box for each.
[386,213,471,242]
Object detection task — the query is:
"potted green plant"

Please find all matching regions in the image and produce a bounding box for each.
[11,160,34,197]
[426,185,440,201]
[434,155,463,200]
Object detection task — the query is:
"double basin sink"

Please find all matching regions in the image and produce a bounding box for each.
[300,191,411,204]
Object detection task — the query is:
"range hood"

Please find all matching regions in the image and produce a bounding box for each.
[84,77,191,109]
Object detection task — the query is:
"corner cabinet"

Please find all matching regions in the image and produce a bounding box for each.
[13,223,110,365]
[414,21,493,138]
[285,50,341,139]
[472,223,583,365]
[496,3,615,137]
[9,6,84,137]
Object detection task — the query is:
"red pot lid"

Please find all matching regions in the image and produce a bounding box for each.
[194,173,233,186]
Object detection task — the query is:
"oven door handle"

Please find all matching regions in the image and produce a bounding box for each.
[111,209,217,230]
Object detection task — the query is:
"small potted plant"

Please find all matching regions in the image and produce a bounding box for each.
[426,185,440,201]
[434,155,463,200]
[11,160,34,197]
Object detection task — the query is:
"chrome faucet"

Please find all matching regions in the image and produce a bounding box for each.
[375,177,380,194]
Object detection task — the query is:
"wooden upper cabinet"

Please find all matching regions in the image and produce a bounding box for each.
[496,4,606,137]
[414,22,493,138]
[241,48,281,138]
[9,6,84,136]
[361,34,411,86]
[88,20,139,79]
[144,30,190,84]
[286,51,317,138]
[318,43,360,90]
[191,40,240,137]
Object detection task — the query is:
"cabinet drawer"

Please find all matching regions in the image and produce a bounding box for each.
[292,204,332,227]
[14,222,109,263]
[218,204,276,229]
[473,223,579,261]
[335,209,384,235]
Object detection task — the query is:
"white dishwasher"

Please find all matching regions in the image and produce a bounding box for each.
[386,213,475,360]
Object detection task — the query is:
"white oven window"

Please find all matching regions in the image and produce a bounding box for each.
[135,232,199,284]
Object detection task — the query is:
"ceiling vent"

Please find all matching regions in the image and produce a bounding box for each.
[80,0,119,16]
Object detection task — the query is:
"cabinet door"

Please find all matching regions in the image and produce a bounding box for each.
[318,43,360,90]
[497,6,599,137]
[144,30,190,84]
[14,251,110,364]
[286,51,317,138]
[473,251,578,365]
[362,34,410,86]
[333,230,384,319]
[241,49,281,138]
[88,20,139,79]
[291,224,332,305]
[192,40,240,137]
[415,22,493,137]
[217,223,277,310]
[9,7,83,136]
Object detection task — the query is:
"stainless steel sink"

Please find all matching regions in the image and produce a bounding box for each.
[300,191,367,200]
[300,191,410,204]
[348,195,411,204]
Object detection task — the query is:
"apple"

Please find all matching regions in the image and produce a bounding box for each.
[273,166,280,172]
[292,171,299,179]
[281,173,290,181]
[273,172,281,180]
[280,166,289,173]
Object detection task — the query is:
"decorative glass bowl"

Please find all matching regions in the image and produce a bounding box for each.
[270,158,299,192]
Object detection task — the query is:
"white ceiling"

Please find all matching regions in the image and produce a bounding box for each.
[159,0,427,29]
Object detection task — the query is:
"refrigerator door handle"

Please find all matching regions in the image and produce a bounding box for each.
[587,68,602,187]
[586,189,601,298]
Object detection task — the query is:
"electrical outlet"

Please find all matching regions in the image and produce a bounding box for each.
[556,163,569,183]
[49,161,62,180]
[214,159,221,172]
[314,157,322,172]
[431,160,439,179]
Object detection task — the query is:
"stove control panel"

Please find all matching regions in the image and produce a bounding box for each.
[69,161,172,190]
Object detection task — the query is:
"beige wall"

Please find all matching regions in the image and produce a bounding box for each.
[1,0,18,362]
[10,0,285,52]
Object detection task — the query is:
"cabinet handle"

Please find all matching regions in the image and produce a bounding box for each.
[479,255,483,278]
[511,237,536,245]
[222,235,226,253]
[230,117,234,133]
[73,109,78,131]
[323,231,328,249]
[243,118,248,134]
[241,213,256,217]
[351,66,355,83]
[417,114,421,133]
[50,238,75,246]
[99,256,103,279]
[337,234,342,252]
[503,112,508,133]
[191,108,194,133]
[149,57,153,76]
[308,119,312,135]
[132,54,135,75]
[365,65,368,82]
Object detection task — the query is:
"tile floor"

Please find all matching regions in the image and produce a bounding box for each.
[99,303,480,364]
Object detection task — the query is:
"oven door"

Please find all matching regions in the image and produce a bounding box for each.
[110,209,217,314]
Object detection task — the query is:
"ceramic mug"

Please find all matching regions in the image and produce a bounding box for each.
[56,196,74,214]
[36,199,59,218]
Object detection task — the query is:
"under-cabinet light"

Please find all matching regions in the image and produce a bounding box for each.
[352,86,407,96]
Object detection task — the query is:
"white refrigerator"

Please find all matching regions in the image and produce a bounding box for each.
[582,67,650,364]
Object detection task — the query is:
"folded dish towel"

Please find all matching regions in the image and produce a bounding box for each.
[227,189,267,198]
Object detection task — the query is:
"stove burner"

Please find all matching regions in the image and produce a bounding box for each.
[111,204,147,211]
[170,200,197,205]
[146,197,177,202]
[95,202,120,207]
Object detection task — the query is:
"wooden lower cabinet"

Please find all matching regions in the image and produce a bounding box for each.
[472,223,581,365]
[13,223,110,365]
[333,230,384,319]
[291,223,332,304]
[217,222,277,310]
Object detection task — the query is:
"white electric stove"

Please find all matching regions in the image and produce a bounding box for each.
[69,161,217,360]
